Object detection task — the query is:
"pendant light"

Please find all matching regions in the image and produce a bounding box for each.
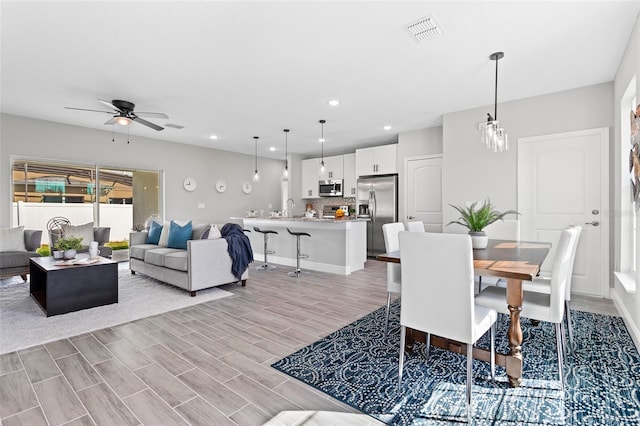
[283,129,290,177]
[253,136,260,182]
[319,119,326,173]
[478,51,508,152]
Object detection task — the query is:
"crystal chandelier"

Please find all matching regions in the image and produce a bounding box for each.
[479,52,508,152]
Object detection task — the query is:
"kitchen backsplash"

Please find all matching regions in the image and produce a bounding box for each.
[305,198,356,216]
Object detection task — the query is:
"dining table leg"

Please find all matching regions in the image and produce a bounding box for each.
[505,277,524,387]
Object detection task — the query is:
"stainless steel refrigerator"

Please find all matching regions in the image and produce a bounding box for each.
[357,174,398,257]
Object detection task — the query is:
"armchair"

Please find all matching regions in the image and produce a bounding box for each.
[0,227,43,280]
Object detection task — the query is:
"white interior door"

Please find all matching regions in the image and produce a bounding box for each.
[405,156,443,233]
[518,128,609,297]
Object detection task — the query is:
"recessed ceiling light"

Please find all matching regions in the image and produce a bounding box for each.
[209,135,218,140]
[269,147,276,151]
[328,100,340,107]
[383,125,392,131]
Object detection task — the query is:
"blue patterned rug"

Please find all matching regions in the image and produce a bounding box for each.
[272,302,640,425]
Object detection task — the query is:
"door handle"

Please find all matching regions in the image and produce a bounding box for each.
[585,221,600,226]
[408,216,415,219]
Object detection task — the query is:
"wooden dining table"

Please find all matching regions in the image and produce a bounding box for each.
[377,238,551,388]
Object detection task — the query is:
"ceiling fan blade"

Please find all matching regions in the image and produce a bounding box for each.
[64,107,113,114]
[98,99,123,112]
[134,111,169,119]
[104,118,116,125]
[132,116,164,131]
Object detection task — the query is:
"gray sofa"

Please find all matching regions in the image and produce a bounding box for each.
[50,227,113,258]
[129,231,248,296]
[0,230,43,280]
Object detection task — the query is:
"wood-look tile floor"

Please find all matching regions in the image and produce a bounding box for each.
[0,260,619,426]
[0,260,390,426]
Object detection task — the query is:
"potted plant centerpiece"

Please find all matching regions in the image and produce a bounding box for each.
[54,235,83,260]
[447,199,519,249]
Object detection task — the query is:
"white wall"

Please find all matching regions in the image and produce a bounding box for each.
[0,114,285,228]
[442,83,614,232]
[613,12,640,347]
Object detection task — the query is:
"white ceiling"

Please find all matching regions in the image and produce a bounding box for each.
[2,1,639,160]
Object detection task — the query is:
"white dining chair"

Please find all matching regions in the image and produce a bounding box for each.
[398,232,496,422]
[406,221,425,232]
[475,226,579,391]
[521,226,582,351]
[382,222,405,337]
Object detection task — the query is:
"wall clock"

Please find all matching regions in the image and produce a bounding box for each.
[183,177,197,192]
[242,182,253,194]
[215,180,227,193]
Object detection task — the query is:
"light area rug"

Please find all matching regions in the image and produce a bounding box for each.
[0,262,232,354]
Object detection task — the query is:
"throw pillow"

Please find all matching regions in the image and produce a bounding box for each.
[147,221,163,245]
[167,220,193,250]
[0,226,26,252]
[208,224,222,239]
[66,222,94,247]
[158,221,170,247]
[191,223,211,240]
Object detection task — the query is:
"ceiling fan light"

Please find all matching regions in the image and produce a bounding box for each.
[115,116,131,126]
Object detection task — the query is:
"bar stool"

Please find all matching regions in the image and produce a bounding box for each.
[253,227,278,270]
[287,228,310,277]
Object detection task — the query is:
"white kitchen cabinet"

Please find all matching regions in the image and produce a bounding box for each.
[301,158,320,198]
[318,155,344,180]
[343,153,357,197]
[356,144,397,176]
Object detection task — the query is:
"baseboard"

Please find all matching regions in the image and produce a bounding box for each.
[612,287,640,354]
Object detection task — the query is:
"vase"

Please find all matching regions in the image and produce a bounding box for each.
[53,250,64,260]
[469,231,488,249]
[63,249,77,260]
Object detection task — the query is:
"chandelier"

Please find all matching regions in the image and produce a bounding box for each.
[478,52,508,152]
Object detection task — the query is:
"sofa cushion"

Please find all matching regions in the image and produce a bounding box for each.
[191,223,211,240]
[0,251,40,268]
[208,224,222,239]
[164,251,188,272]
[0,226,26,252]
[145,248,184,267]
[158,221,170,247]
[130,244,159,260]
[167,221,192,250]
[147,221,163,245]
[67,222,95,246]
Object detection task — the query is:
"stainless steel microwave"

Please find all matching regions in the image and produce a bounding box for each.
[319,179,343,197]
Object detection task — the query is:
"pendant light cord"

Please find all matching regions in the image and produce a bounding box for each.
[494,55,499,121]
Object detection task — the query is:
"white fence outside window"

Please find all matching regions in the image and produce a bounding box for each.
[12,202,133,244]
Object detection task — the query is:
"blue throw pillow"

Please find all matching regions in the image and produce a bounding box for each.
[147,221,163,245]
[167,220,192,250]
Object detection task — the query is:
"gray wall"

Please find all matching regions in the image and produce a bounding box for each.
[0,114,284,227]
[442,82,614,231]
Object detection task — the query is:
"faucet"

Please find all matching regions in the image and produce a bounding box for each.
[286,198,296,217]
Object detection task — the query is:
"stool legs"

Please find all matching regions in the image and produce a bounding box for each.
[287,234,309,277]
[256,233,277,270]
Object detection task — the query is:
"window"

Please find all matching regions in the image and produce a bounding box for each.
[620,77,637,274]
[11,159,161,242]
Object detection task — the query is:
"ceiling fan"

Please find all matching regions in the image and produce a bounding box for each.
[64,99,168,131]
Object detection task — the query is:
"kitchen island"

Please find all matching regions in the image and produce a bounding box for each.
[241,217,367,275]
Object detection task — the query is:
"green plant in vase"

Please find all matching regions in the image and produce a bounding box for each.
[54,235,83,259]
[447,199,519,249]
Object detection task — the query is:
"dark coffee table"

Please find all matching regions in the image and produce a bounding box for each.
[30,254,118,317]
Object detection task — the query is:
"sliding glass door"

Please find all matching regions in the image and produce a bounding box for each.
[11,159,161,244]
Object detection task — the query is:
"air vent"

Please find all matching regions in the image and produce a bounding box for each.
[405,15,443,43]
[165,123,184,129]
